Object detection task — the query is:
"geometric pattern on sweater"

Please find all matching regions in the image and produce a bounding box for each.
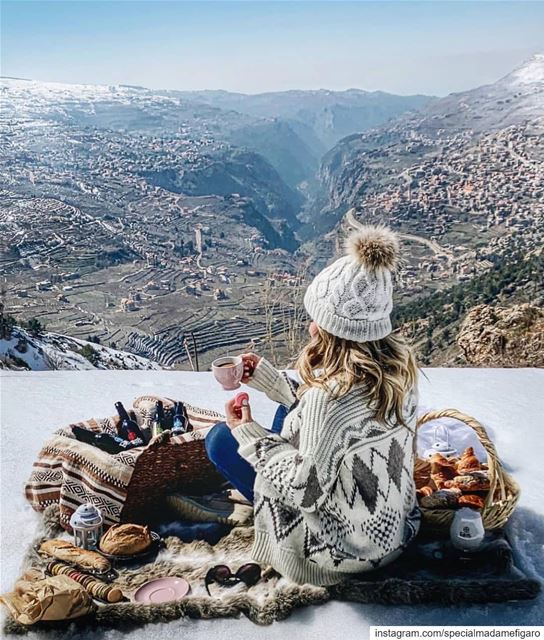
[303,524,329,557]
[317,498,355,545]
[280,372,300,402]
[288,427,301,449]
[299,465,324,509]
[253,438,314,508]
[314,414,391,488]
[235,358,421,585]
[317,390,418,487]
[252,413,417,572]
[386,438,405,491]
[255,433,325,511]
[337,431,411,514]
[252,419,417,575]
[301,433,416,565]
[309,424,416,567]
[255,437,284,460]
[361,504,402,552]
[255,495,303,541]
[352,454,380,513]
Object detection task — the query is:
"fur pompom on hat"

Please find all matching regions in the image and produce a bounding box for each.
[303,224,401,342]
[346,225,400,272]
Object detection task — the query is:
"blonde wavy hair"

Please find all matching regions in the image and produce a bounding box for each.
[294,326,418,427]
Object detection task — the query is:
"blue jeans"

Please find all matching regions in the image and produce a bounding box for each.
[205,405,289,503]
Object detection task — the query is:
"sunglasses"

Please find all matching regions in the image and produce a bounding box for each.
[204,563,261,596]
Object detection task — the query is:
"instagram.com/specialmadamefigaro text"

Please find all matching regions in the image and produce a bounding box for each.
[371,627,543,640]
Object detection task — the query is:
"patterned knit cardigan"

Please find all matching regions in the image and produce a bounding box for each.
[233,358,421,586]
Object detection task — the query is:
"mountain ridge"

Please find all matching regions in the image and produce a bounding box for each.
[308,53,544,235]
[1,76,433,175]
[0,327,161,371]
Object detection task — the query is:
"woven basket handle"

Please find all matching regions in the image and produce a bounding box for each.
[416,409,507,506]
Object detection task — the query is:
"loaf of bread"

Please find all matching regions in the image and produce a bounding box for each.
[99,524,152,556]
[420,488,461,509]
[39,539,111,572]
[444,470,490,492]
[459,494,485,510]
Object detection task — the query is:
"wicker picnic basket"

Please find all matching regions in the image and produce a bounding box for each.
[414,408,520,533]
[119,396,226,523]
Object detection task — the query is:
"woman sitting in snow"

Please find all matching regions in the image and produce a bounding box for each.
[205,225,421,585]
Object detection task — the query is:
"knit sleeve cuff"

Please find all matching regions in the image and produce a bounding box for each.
[246,358,283,395]
[231,421,270,448]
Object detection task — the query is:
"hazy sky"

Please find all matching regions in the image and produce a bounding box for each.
[2,1,543,96]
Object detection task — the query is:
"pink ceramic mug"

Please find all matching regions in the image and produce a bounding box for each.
[212,356,244,390]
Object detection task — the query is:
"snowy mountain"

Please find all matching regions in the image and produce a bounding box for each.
[0,77,433,190]
[0,327,161,371]
[500,53,544,87]
[418,53,544,133]
[0,76,311,204]
[171,87,433,150]
[311,53,544,233]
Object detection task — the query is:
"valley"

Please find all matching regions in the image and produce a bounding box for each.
[1,55,543,369]
[306,55,544,363]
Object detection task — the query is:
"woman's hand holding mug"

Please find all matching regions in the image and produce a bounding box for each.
[241,353,261,383]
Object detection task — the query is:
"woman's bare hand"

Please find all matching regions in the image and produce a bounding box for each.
[240,353,261,383]
[225,396,253,429]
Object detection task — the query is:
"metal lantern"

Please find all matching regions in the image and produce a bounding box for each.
[423,423,458,459]
[69,503,103,550]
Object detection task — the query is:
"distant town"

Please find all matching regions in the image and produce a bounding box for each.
[1,58,542,368]
[345,123,543,292]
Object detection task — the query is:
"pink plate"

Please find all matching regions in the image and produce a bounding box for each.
[133,577,191,603]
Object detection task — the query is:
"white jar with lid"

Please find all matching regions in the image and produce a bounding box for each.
[450,507,485,552]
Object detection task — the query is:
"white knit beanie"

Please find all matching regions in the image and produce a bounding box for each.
[303,225,400,342]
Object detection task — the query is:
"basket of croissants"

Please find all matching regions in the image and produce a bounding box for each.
[414,409,520,533]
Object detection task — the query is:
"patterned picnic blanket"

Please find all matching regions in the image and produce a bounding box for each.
[24,396,225,529]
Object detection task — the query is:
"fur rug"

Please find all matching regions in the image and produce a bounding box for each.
[3,505,540,635]
[3,506,329,634]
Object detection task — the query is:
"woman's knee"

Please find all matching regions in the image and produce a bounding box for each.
[205,422,230,462]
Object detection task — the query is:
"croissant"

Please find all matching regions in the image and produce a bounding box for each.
[444,471,490,492]
[414,458,432,490]
[416,485,434,499]
[457,447,481,474]
[420,488,461,509]
[430,453,458,489]
[459,494,485,510]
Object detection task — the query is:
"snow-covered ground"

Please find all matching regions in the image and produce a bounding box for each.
[506,53,544,85]
[0,328,160,371]
[0,368,543,637]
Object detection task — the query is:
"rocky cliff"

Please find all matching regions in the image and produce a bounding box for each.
[457,304,544,367]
